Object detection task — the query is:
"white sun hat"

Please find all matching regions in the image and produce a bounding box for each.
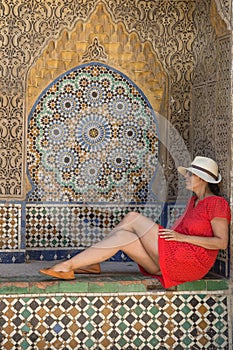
[177,156,222,184]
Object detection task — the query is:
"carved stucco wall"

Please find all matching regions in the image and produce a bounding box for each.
[27,4,167,116]
[191,0,232,280]
[191,0,231,198]
[0,0,231,200]
[214,0,232,28]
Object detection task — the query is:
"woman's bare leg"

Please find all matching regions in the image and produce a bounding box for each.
[48,212,161,275]
[97,212,160,265]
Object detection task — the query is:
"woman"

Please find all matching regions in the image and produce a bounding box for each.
[40,156,231,288]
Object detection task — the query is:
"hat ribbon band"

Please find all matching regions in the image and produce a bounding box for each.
[191,165,218,180]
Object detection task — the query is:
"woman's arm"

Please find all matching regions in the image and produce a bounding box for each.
[158,217,229,250]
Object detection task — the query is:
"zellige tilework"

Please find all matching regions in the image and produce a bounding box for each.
[27,63,159,204]
[0,293,228,349]
[26,204,162,250]
[0,204,21,250]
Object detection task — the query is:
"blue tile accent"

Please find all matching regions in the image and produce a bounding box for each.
[0,252,26,263]
[26,249,132,262]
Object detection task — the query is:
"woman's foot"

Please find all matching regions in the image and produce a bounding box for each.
[39,261,101,279]
[39,261,75,280]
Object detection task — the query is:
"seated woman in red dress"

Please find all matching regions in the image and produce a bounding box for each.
[40,156,231,288]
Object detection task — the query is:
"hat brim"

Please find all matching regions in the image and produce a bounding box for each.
[177,166,222,184]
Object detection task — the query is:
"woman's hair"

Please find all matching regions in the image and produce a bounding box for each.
[208,183,220,196]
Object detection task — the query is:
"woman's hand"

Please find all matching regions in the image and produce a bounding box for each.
[158,218,229,250]
[158,228,185,242]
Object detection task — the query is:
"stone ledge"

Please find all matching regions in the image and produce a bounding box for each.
[176,276,229,292]
[0,261,229,295]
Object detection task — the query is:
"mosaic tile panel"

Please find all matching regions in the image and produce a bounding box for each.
[27,63,159,204]
[25,248,132,263]
[0,204,21,250]
[26,204,163,249]
[0,293,228,349]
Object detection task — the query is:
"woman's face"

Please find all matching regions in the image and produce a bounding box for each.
[184,170,207,192]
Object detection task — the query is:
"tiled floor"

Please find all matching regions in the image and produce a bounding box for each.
[0,261,140,280]
[0,261,161,294]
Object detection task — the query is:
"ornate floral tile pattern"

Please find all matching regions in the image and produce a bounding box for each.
[26,62,161,258]
[27,63,159,204]
[0,293,228,349]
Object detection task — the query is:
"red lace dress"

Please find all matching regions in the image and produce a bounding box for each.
[139,196,231,288]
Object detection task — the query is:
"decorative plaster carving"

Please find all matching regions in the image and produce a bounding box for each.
[214,0,232,29]
[82,37,108,62]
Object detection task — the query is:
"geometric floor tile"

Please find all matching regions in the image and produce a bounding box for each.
[0,294,229,349]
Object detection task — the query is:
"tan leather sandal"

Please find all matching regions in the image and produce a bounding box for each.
[73,263,101,274]
[40,268,75,280]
